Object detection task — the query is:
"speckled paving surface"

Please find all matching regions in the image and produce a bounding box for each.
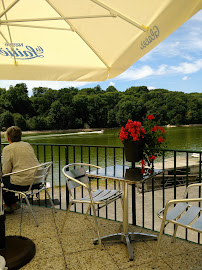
[4,206,202,270]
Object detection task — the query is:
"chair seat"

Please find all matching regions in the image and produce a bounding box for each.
[162,203,201,230]
[191,214,202,230]
[3,162,56,227]
[176,206,200,226]
[61,163,123,247]
[80,189,122,204]
[152,183,202,268]
[165,202,188,220]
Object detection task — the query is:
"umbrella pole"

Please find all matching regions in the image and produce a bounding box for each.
[0,129,36,269]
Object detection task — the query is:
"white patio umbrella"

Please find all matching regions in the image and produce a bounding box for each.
[0,0,201,268]
[0,0,201,82]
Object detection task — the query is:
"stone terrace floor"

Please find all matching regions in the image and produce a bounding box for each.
[4,206,202,270]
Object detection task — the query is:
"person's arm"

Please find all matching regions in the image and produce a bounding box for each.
[2,147,12,174]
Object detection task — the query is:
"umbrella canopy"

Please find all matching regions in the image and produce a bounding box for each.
[0,0,201,82]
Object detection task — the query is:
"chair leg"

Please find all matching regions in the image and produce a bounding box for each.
[24,196,39,227]
[171,224,178,243]
[120,195,124,211]
[152,220,166,268]
[91,203,102,248]
[45,189,57,213]
[85,204,91,218]
[60,201,73,233]
[19,196,23,236]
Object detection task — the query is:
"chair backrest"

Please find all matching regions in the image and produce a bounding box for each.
[63,166,89,190]
[32,162,52,186]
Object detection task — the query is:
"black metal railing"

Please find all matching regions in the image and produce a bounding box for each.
[1,142,201,244]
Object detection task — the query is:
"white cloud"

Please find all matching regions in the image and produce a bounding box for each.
[169,59,202,74]
[117,65,153,80]
[115,59,202,82]
[155,65,168,75]
[115,64,168,81]
[148,86,155,90]
[182,76,188,80]
[109,81,115,86]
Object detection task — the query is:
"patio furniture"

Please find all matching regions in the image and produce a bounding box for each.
[152,183,202,268]
[88,165,163,260]
[60,163,123,247]
[3,161,56,227]
[1,1,201,82]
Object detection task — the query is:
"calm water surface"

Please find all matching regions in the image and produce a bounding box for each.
[1,126,201,186]
[15,126,201,151]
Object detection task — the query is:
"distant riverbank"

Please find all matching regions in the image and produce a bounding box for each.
[1,127,104,137]
[16,123,202,135]
[166,124,202,128]
[1,124,201,138]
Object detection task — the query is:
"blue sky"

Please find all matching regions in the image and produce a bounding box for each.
[1,10,202,96]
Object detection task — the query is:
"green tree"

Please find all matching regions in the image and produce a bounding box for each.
[106,85,118,92]
[5,83,32,116]
[107,109,117,127]
[0,111,14,128]
[32,86,48,97]
[1,83,201,130]
[125,86,149,97]
[13,113,27,130]
[26,116,48,130]
[116,97,146,126]
[186,94,202,124]
[47,100,70,129]
[30,88,57,116]
[87,94,106,127]
[72,94,88,125]
[0,88,9,113]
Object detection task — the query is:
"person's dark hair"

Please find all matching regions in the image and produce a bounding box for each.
[6,126,22,142]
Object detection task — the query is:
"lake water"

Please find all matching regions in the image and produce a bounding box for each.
[1,126,201,186]
[14,126,202,151]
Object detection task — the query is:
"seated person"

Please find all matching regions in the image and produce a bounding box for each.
[2,126,39,213]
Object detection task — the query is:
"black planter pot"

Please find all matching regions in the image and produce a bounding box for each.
[124,140,144,162]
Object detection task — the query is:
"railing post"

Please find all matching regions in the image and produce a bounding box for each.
[65,146,69,210]
[58,146,62,209]
[174,151,177,199]
[198,153,201,244]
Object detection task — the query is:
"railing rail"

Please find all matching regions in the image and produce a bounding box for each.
[1,142,201,244]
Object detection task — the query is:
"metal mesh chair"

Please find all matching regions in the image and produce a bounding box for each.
[152,183,202,268]
[3,162,56,227]
[60,163,123,247]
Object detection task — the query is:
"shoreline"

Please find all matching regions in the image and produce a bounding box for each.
[166,124,202,128]
[1,124,201,136]
[22,124,201,134]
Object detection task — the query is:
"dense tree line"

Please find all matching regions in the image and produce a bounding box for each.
[0,83,201,130]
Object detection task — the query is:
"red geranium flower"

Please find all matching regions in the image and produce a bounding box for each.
[148,155,156,161]
[151,125,165,133]
[159,127,165,133]
[120,115,166,174]
[119,119,146,143]
[158,136,165,143]
[148,115,156,120]
[151,125,158,132]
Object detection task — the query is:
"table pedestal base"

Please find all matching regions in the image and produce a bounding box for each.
[0,236,36,269]
[94,232,157,261]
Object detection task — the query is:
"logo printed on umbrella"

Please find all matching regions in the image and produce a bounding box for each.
[140,25,160,50]
[0,43,44,60]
